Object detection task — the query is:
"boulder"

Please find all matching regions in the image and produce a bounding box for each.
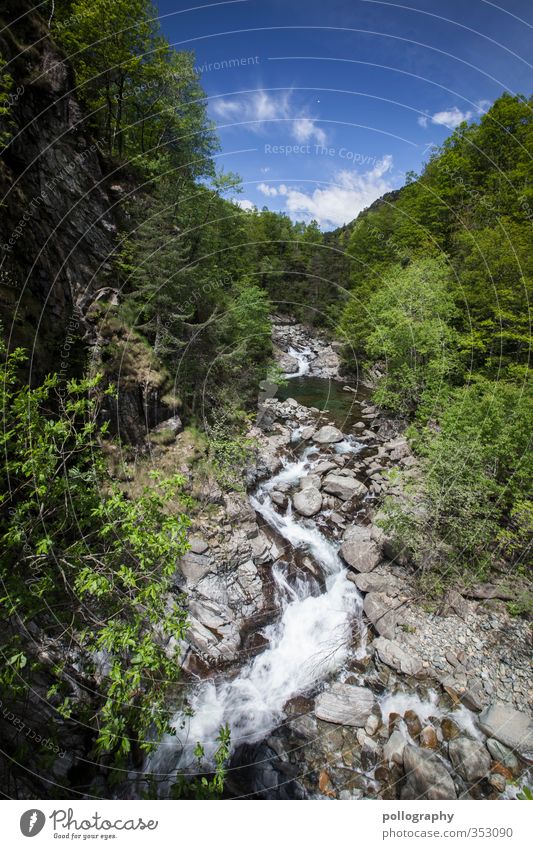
[179,552,212,585]
[313,425,344,444]
[322,473,367,501]
[293,486,323,517]
[419,726,438,749]
[478,703,533,757]
[448,738,491,782]
[352,573,389,593]
[364,595,401,641]
[314,683,375,726]
[271,490,288,509]
[340,525,381,572]
[402,744,457,800]
[384,729,406,765]
[189,537,209,555]
[373,636,423,676]
[486,739,519,772]
[301,425,315,440]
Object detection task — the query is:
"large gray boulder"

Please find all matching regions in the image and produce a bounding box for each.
[313,425,344,444]
[314,683,375,726]
[340,525,381,572]
[322,473,367,501]
[402,744,457,800]
[293,486,323,517]
[363,593,401,640]
[478,703,533,757]
[179,552,212,585]
[448,738,491,782]
[373,636,423,677]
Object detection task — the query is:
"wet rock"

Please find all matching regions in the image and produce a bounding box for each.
[314,683,375,726]
[318,770,336,797]
[448,738,491,782]
[486,739,519,772]
[313,425,344,444]
[323,473,367,501]
[441,717,461,741]
[384,729,406,765]
[402,744,457,800]
[479,702,533,757]
[404,710,422,739]
[270,490,288,509]
[293,486,322,517]
[365,713,381,736]
[301,425,315,440]
[420,726,439,749]
[340,525,381,572]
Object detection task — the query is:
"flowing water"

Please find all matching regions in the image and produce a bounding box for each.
[149,443,367,781]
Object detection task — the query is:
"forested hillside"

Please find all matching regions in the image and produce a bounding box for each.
[0,0,530,802]
[335,92,532,588]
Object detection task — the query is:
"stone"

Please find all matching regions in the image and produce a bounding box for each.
[384,729,406,765]
[301,425,315,440]
[441,717,461,741]
[420,726,439,749]
[448,738,491,782]
[300,474,322,490]
[318,770,336,797]
[373,637,423,676]
[152,414,183,436]
[486,738,519,772]
[314,683,375,726]
[353,573,389,593]
[463,583,514,601]
[322,473,367,501]
[270,490,288,509]
[402,744,457,800]
[479,703,533,757]
[179,552,212,585]
[313,461,337,474]
[189,537,209,555]
[365,714,381,736]
[489,773,506,793]
[313,425,344,444]
[293,486,322,517]
[364,594,400,639]
[340,525,381,572]
[404,710,422,739]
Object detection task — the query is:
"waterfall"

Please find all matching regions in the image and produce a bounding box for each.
[285,345,313,378]
[147,451,365,783]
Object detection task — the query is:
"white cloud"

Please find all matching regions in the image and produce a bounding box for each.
[280,156,394,229]
[257,182,279,197]
[419,100,492,130]
[431,107,473,128]
[292,117,327,146]
[210,89,327,144]
[234,198,255,211]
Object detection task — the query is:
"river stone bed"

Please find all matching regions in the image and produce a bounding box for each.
[170,321,532,801]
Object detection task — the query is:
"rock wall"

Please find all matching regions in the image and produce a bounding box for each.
[0,1,118,378]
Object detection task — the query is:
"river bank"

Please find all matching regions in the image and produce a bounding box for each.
[145,318,532,801]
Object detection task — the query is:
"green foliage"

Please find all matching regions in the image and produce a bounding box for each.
[380,376,532,578]
[169,723,231,799]
[0,342,191,762]
[363,258,461,415]
[53,0,216,171]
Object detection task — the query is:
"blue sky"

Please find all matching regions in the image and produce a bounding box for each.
[156,0,533,229]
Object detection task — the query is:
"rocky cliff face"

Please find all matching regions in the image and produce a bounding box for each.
[0,1,118,378]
